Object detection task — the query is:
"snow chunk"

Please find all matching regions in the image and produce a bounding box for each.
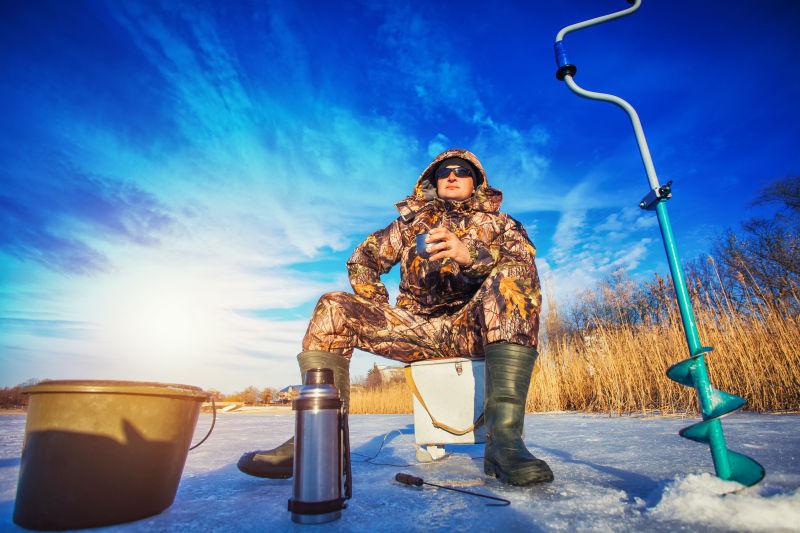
[648,473,800,532]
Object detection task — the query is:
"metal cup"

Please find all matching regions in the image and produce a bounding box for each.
[416,233,430,259]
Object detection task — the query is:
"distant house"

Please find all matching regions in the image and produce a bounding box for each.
[375,364,405,382]
[278,385,302,403]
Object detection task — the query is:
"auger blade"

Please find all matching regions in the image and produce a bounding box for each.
[678,417,765,487]
[726,449,766,487]
[679,418,712,443]
[666,347,714,387]
[666,358,695,387]
[708,389,747,419]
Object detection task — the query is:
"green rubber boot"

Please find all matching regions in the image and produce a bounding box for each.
[483,342,554,486]
[237,350,350,478]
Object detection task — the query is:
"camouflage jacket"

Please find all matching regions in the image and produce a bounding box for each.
[347,149,540,318]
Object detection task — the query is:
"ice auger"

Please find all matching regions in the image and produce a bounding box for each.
[553,0,764,486]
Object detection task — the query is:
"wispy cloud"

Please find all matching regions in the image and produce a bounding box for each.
[0,157,177,275]
[551,209,588,264]
[372,4,486,121]
[374,4,555,199]
[541,200,659,304]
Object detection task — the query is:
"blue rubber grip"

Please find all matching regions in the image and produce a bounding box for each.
[554,41,576,80]
[554,41,569,68]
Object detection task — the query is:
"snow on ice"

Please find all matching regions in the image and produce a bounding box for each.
[1,412,798,531]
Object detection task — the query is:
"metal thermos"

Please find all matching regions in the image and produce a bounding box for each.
[288,368,352,525]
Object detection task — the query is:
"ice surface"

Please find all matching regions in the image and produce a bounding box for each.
[1,412,798,532]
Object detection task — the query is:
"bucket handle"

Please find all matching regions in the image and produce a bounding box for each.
[189,397,216,451]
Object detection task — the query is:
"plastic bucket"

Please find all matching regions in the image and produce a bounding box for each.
[13,380,209,530]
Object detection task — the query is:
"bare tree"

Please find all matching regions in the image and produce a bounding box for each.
[206,389,225,402]
[240,386,260,405]
[754,175,800,214]
[715,176,799,311]
[365,365,383,389]
[260,387,277,405]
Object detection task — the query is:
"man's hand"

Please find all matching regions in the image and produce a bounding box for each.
[426,227,472,266]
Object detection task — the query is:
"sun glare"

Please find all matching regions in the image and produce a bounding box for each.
[100,268,227,372]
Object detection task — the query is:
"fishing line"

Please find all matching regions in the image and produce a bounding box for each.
[351,427,483,467]
[351,429,415,467]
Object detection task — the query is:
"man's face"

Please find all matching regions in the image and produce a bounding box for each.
[436,165,476,201]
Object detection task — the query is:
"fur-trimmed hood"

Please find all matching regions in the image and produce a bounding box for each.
[395,149,503,222]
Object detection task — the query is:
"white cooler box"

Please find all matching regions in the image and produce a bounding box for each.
[404,357,485,462]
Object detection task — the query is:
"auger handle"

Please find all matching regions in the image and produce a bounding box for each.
[395,473,423,487]
[556,0,639,42]
[553,0,659,192]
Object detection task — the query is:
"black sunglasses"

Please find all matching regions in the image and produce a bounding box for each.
[435,166,473,179]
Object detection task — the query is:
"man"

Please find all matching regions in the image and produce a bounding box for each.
[238,149,553,486]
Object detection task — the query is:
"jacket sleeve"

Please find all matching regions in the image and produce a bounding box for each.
[460,215,537,278]
[465,216,541,340]
[346,218,404,304]
[460,236,500,278]
[497,216,538,270]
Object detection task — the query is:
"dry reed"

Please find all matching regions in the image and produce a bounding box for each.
[349,381,412,414]
[527,282,800,413]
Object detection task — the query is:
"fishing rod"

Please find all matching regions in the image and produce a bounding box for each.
[553,0,764,487]
[395,473,510,506]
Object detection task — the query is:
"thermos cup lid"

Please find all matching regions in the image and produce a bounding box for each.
[304,368,334,385]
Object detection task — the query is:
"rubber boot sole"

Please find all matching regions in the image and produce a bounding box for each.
[241,469,292,480]
[484,457,554,486]
[237,452,293,479]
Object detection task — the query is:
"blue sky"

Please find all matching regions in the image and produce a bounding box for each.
[1,0,798,391]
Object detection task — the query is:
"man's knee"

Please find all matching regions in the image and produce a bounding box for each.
[304,292,357,353]
[314,291,354,312]
[318,291,350,305]
[311,291,371,324]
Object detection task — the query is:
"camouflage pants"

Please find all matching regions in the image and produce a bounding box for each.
[301,269,540,363]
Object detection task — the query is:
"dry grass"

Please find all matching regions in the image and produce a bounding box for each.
[349,381,412,414]
[528,302,800,414]
[350,289,800,415]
